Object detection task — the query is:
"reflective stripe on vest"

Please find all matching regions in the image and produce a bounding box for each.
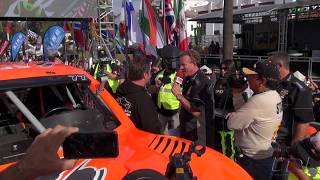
[156,71,180,110]
[106,63,120,94]
[303,166,320,179]
[93,63,99,79]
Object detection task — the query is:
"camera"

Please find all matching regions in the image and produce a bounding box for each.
[272,142,293,159]
[272,134,320,167]
[227,70,248,89]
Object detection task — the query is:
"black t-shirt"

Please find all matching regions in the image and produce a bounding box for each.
[214,78,234,110]
[116,80,161,134]
[180,70,214,131]
[276,74,314,145]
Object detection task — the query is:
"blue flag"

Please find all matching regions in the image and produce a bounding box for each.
[11,32,26,61]
[43,26,65,61]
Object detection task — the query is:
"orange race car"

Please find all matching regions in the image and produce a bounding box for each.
[0,62,252,179]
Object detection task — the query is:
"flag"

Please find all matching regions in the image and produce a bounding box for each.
[140,0,157,47]
[27,29,38,40]
[156,16,165,48]
[63,21,71,31]
[5,21,11,34]
[0,40,9,56]
[177,0,188,51]
[126,0,143,45]
[114,36,125,54]
[165,0,177,44]
[74,22,85,48]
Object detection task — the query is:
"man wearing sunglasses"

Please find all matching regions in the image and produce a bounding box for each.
[227,60,282,180]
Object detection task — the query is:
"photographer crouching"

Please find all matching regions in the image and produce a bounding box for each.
[226,60,282,180]
[272,130,320,180]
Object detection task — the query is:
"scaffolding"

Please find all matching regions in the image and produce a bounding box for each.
[94,0,115,59]
[278,9,288,52]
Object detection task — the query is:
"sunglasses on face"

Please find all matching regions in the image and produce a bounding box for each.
[221,67,228,70]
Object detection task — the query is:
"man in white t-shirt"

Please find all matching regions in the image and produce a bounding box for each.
[227,60,283,180]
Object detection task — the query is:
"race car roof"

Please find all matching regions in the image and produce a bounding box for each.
[0,62,91,92]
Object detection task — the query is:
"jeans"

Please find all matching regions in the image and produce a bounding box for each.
[237,155,274,180]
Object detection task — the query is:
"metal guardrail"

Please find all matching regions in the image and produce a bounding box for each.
[201,54,320,81]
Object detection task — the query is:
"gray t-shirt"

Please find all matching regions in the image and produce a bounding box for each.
[228,90,283,159]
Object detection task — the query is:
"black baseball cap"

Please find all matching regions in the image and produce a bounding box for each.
[242,60,280,81]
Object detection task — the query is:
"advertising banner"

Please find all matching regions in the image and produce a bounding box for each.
[1,0,97,18]
[10,32,26,61]
[0,40,9,56]
[43,26,65,61]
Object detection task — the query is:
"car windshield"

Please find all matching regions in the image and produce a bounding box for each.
[0,81,120,129]
[0,80,120,165]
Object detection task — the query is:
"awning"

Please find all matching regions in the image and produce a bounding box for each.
[189,0,320,23]
[190,10,224,23]
[278,0,320,10]
[189,4,280,23]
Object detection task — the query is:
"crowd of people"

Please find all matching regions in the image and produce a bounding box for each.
[1,44,320,179]
[101,47,319,180]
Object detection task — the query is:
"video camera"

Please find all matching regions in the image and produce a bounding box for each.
[158,45,180,71]
[272,132,320,167]
[226,70,248,89]
[165,142,206,180]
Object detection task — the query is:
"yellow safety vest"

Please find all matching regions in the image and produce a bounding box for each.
[92,63,99,79]
[106,62,120,94]
[156,71,180,110]
[288,166,320,180]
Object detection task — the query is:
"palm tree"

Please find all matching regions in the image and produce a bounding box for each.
[223,0,233,61]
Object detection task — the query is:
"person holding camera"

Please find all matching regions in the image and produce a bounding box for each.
[213,60,252,157]
[172,50,215,148]
[154,45,181,135]
[227,60,282,180]
[0,125,79,180]
[214,60,236,111]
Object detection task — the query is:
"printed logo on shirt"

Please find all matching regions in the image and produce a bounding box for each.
[117,97,132,117]
[273,102,283,140]
[215,89,224,96]
[279,89,289,99]
[276,102,283,114]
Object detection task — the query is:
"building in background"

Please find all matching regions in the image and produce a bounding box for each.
[186,0,299,49]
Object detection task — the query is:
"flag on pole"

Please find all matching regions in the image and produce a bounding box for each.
[6,21,11,34]
[0,40,9,56]
[165,0,177,44]
[74,22,85,48]
[126,0,143,45]
[63,21,71,31]
[6,21,11,41]
[177,0,188,51]
[156,18,165,48]
[140,0,157,47]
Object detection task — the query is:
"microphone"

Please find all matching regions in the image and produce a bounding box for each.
[175,70,185,85]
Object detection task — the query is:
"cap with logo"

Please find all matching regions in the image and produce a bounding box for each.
[242,60,280,81]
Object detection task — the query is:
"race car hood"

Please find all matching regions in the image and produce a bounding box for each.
[39,129,251,180]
